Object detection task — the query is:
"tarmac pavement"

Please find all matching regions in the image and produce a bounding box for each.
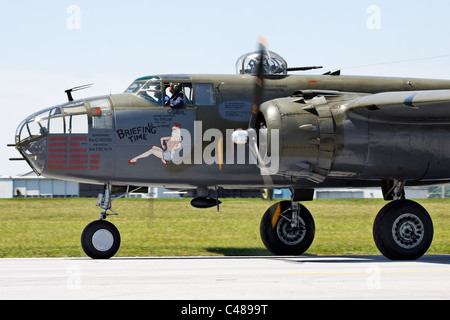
[1,255,449,300]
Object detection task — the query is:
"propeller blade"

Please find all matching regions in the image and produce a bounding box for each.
[248,128,276,185]
[236,37,277,188]
[249,37,267,129]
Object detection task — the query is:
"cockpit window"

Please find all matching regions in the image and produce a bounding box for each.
[125,77,166,106]
[142,81,161,91]
[125,80,146,93]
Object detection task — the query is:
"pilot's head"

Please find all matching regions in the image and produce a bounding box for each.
[169,82,182,94]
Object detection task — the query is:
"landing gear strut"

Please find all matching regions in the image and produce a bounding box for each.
[81,184,121,259]
[260,200,315,255]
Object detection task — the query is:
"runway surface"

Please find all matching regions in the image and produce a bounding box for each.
[1,255,449,300]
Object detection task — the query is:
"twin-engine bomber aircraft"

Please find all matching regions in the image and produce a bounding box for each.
[12,42,450,260]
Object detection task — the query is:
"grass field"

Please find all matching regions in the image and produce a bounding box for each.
[0,198,449,258]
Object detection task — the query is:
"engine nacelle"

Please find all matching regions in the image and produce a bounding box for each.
[260,93,338,183]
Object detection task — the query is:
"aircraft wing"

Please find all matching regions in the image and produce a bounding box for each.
[344,90,450,122]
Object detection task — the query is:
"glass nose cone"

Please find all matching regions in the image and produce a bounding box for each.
[15,100,88,174]
[15,107,55,174]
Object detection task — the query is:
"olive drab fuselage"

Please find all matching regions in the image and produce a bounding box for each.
[15,73,450,190]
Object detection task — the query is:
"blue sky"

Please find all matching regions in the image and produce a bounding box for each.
[3,0,450,175]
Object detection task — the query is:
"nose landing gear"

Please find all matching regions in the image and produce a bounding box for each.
[81,184,121,259]
[81,220,121,259]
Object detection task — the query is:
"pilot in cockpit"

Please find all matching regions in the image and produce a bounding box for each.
[166,82,184,108]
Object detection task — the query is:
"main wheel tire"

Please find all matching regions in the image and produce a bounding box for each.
[81,220,121,259]
[260,201,315,255]
[373,200,433,260]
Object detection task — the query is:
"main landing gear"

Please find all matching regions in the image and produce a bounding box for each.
[81,184,121,259]
[373,199,433,260]
[260,182,434,260]
[373,180,433,260]
[260,199,315,256]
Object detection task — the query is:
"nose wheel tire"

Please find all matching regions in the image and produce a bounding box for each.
[260,201,315,255]
[373,200,433,260]
[81,220,121,259]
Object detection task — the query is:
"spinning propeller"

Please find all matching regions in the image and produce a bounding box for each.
[232,37,276,182]
[249,36,267,130]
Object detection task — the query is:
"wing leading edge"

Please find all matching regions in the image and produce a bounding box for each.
[344,90,450,122]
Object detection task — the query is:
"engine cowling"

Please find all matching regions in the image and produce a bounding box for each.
[260,92,339,183]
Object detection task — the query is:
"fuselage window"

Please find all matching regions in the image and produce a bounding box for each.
[194,83,215,106]
[48,108,65,134]
[62,102,88,134]
[69,114,88,134]
[89,98,113,130]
